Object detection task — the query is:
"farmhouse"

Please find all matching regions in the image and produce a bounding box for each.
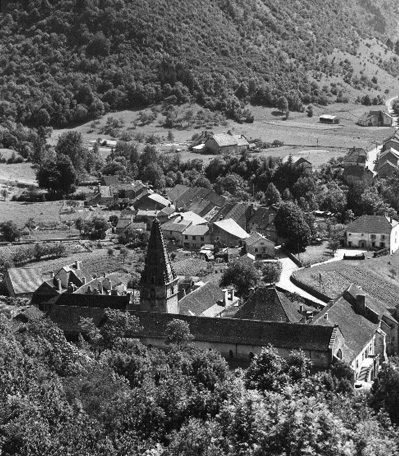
[204,132,249,154]
[357,110,393,127]
[346,215,399,254]
[343,147,367,167]
[181,224,210,250]
[376,148,399,178]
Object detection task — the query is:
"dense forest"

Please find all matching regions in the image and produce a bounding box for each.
[1,0,399,128]
[0,305,399,455]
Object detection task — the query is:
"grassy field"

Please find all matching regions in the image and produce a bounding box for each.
[298,242,334,266]
[0,163,37,186]
[48,102,395,169]
[0,201,63,226]
[293,254,399,307]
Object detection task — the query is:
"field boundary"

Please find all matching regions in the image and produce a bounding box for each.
[290,273,332,303]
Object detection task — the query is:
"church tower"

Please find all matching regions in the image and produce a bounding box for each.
[140,219,179,313]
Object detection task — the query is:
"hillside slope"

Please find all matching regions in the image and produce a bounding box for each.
[1,0,399,128]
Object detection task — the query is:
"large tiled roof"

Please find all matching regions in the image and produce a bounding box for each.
[347,215,397,234]
[50,293,129,309]
[234,287,302,323]
[172,211,207,226]
[141,219,177,286]
[6,268,43,295]
[282,155,311,166]
[210,202,249,228]
[343,147,367,164]
[312,295,379,362]
[166,184,190,203]
[179,282,224,316]
[213,218,250,239]
[132,311,338,351]
[182,224,209,236]
[102,175,120,186]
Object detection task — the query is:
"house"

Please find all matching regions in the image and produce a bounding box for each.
[204,132,249,154]
[115,219,147,235]
[346,215,399,253]
[244,232,276,259]
[171,211,208,226]
[282,155,312,172]
[101,175,121,186]
[210,218,250,247]
[215,247,241,263]
[319,114,340,124]
[3,268,44,298]
[247,206,278,243]
[311,289,387,381]
[343,147,367,167]
[167,185,226,216]
[381,139,399,154]
[179,281,238,317]
[134,210,160,229]
[357,110,393,127]
[234,287,314,323]
[181,224,210,250]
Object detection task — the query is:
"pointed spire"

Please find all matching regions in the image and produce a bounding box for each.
[141,219,176,286]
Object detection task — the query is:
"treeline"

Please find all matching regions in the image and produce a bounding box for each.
[0,309,398,454]
[0,0,397,128]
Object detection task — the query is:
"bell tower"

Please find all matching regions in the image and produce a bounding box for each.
[140,219,179,313]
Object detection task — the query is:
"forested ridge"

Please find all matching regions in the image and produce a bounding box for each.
[1,0,399,128]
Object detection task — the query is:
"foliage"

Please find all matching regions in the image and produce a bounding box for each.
[0,220,21,241]
[275,202,311,250]
[220,261,260,296]
[165,319,194,346]
[79,216,109,239]
[37,155,77,195]
[255,260,282,284]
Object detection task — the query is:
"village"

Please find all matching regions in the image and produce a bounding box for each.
[2,111,399,395]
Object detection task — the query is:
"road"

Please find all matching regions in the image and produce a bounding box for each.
[365,144,380,175]
[276,248,367,306]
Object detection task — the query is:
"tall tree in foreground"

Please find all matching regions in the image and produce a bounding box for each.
[274,202,311,251]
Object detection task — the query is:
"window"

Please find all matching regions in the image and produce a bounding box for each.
[371,234,376,240]
[201,237,204,241]
[382,235,386,240]
[192,236,196,240]
[229,350,234,359]
[185,235,188,239]
[337,349,342,360]
[255,248,258,252]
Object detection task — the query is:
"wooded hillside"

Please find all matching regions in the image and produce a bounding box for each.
[1,0,399,127]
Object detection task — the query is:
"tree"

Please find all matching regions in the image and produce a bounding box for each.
[220,261,260,296]
[37,155,77,196]
[165,319,194,346]
[274,202,311,250]
[277,96,289,114]
[264,182,281,206]
[81,216,109,239]
[55,131,87,171]
[0,220,21,241]
[255,261,282,284]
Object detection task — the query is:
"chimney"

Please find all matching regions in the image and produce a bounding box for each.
[222,289,229,306]
[356,293,366,311]
[299,304,304,313]
[98,282,103,294]
[86,285,92,294]
[82,276,86,284]
[229,289,235,301]
[324,312,328,320]
[50,271,54,279]
[54,277,62,292]
[75,260,81,270]
[111,289,118,296]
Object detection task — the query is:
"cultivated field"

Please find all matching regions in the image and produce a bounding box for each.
[293,259,399,307]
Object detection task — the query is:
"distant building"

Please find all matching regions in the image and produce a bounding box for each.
[204,132,249,154]
[282,155,312,172]
[247,206,278,243]
[343,147,367,167]
[319,114,340,124]
[357,110,393,127]
[181,224,210,250]
[346,215,399,253]
[376,148,399,178]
